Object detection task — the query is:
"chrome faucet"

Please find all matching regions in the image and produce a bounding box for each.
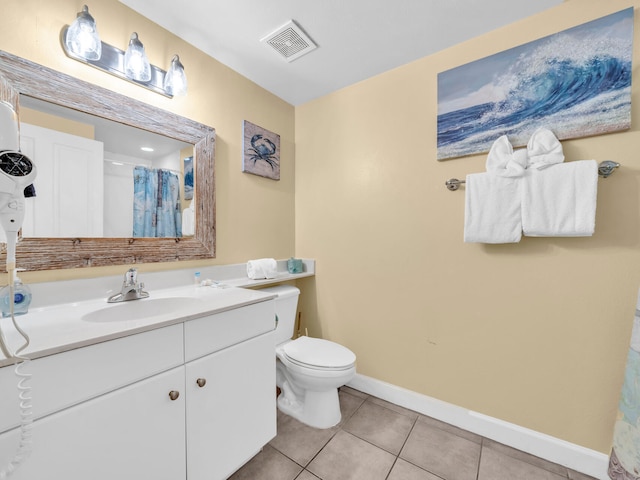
[107,268,150,303]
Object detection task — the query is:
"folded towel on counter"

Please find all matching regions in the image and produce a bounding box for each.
[464,172,522,244]
[247,258,278,279]
[522,160,598,237]
[182,200,195,236]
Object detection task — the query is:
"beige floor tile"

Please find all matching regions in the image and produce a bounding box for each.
[341,386,369,399]
[269,389,365,466]
[482,438,568,477]
[418,414,482,445]
[337,389,367,425]
[387,458,443,480]
[270,409,338,466]
[343,400,416,454]
[296,470,321,480]
[366,395,420,420]
[307,430,396,480]
[228,444,302,480]
[567,468,599,480]
[400,416,481,480]
[478,447,568,480]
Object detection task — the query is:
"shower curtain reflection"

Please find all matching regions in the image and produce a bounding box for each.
[133,166,182,237]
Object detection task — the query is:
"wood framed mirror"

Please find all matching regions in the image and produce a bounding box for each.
[0,50,215,271]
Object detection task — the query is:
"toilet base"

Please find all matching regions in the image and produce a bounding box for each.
[277,382,341,429]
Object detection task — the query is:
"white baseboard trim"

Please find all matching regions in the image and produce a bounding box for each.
[347,373,610,480]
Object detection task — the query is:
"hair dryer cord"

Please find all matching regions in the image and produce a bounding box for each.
[0,270,33,478]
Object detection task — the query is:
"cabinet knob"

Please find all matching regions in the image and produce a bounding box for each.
[168,390,180,401]
[196,378,207,388]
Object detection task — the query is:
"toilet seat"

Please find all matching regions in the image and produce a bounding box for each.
[281,336,355,371]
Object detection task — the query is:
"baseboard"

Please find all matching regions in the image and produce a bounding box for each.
[347,373,609,480]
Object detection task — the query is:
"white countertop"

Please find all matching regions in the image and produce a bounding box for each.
[0,259,315,367]
[0,285,273,367]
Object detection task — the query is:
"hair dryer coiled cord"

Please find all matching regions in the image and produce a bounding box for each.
[0,277,33,479]
[0,359,33,479]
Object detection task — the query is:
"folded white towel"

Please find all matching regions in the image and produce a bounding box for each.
[486,135,527,178]
[464,172,522,244]
[247,258,278,279]
[526,128,565,170]
[522,160,598,237]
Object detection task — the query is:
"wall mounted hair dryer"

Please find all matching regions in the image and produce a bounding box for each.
[0,101,36,265]
[0,102,36,359]
[0,102,36,478]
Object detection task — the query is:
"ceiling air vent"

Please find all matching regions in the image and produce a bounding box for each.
[261,20,317,62]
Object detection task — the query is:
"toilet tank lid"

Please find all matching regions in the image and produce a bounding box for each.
[283,336,356,368]
[260,285,300,299]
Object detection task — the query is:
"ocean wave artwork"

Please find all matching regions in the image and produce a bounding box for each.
[437,8,633,161]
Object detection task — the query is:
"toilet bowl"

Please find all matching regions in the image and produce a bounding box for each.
[261,285,356,429]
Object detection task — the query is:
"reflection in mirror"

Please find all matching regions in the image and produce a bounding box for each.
[0,49,215,271]
[19,96,194,238]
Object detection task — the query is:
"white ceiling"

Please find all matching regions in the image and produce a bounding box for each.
[119,0,563,106]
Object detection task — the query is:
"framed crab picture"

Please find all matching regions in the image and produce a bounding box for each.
[242,120,280,180]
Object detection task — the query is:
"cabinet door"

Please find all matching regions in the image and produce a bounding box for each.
[0,366,186,480]
[186,331,276,480]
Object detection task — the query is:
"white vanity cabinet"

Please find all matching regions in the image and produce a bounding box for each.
[0,297,276,480]
[184,300,276,480]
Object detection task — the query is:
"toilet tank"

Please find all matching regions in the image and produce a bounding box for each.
[260,285,300,346]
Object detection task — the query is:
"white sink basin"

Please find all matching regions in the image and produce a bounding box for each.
[82,297,200,323]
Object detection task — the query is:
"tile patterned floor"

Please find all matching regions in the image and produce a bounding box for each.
[229,387,598,480]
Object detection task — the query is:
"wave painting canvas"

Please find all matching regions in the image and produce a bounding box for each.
[437,8,633,161]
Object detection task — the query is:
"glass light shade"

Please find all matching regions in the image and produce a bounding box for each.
[65,5,102,61]
[124,32,151,82]
[163,55,188,96]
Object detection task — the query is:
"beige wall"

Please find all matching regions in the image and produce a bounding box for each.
[1,0,295,282]
[20,107,95,139]
[295,0,640,454]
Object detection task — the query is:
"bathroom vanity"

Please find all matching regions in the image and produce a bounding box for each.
[0,270,301,480]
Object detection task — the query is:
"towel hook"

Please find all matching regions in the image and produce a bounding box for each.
[445,160,620,191]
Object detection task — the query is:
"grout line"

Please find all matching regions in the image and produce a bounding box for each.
[477,438,485,480]
[383,457,400,480]
[396,411,419,458]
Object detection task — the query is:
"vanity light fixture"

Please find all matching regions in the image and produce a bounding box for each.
[60,5,188,98]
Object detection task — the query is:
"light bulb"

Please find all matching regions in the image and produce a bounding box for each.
[124,32,151,82]
[163,55,188,96]
[65,5,102,61]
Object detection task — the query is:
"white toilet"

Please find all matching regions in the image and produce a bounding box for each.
[262,285,356,429]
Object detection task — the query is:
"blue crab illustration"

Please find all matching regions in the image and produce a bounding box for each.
[247,134,279,170]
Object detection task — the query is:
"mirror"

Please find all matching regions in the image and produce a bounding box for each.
[19,95,194,238]
[0,50,216,271]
